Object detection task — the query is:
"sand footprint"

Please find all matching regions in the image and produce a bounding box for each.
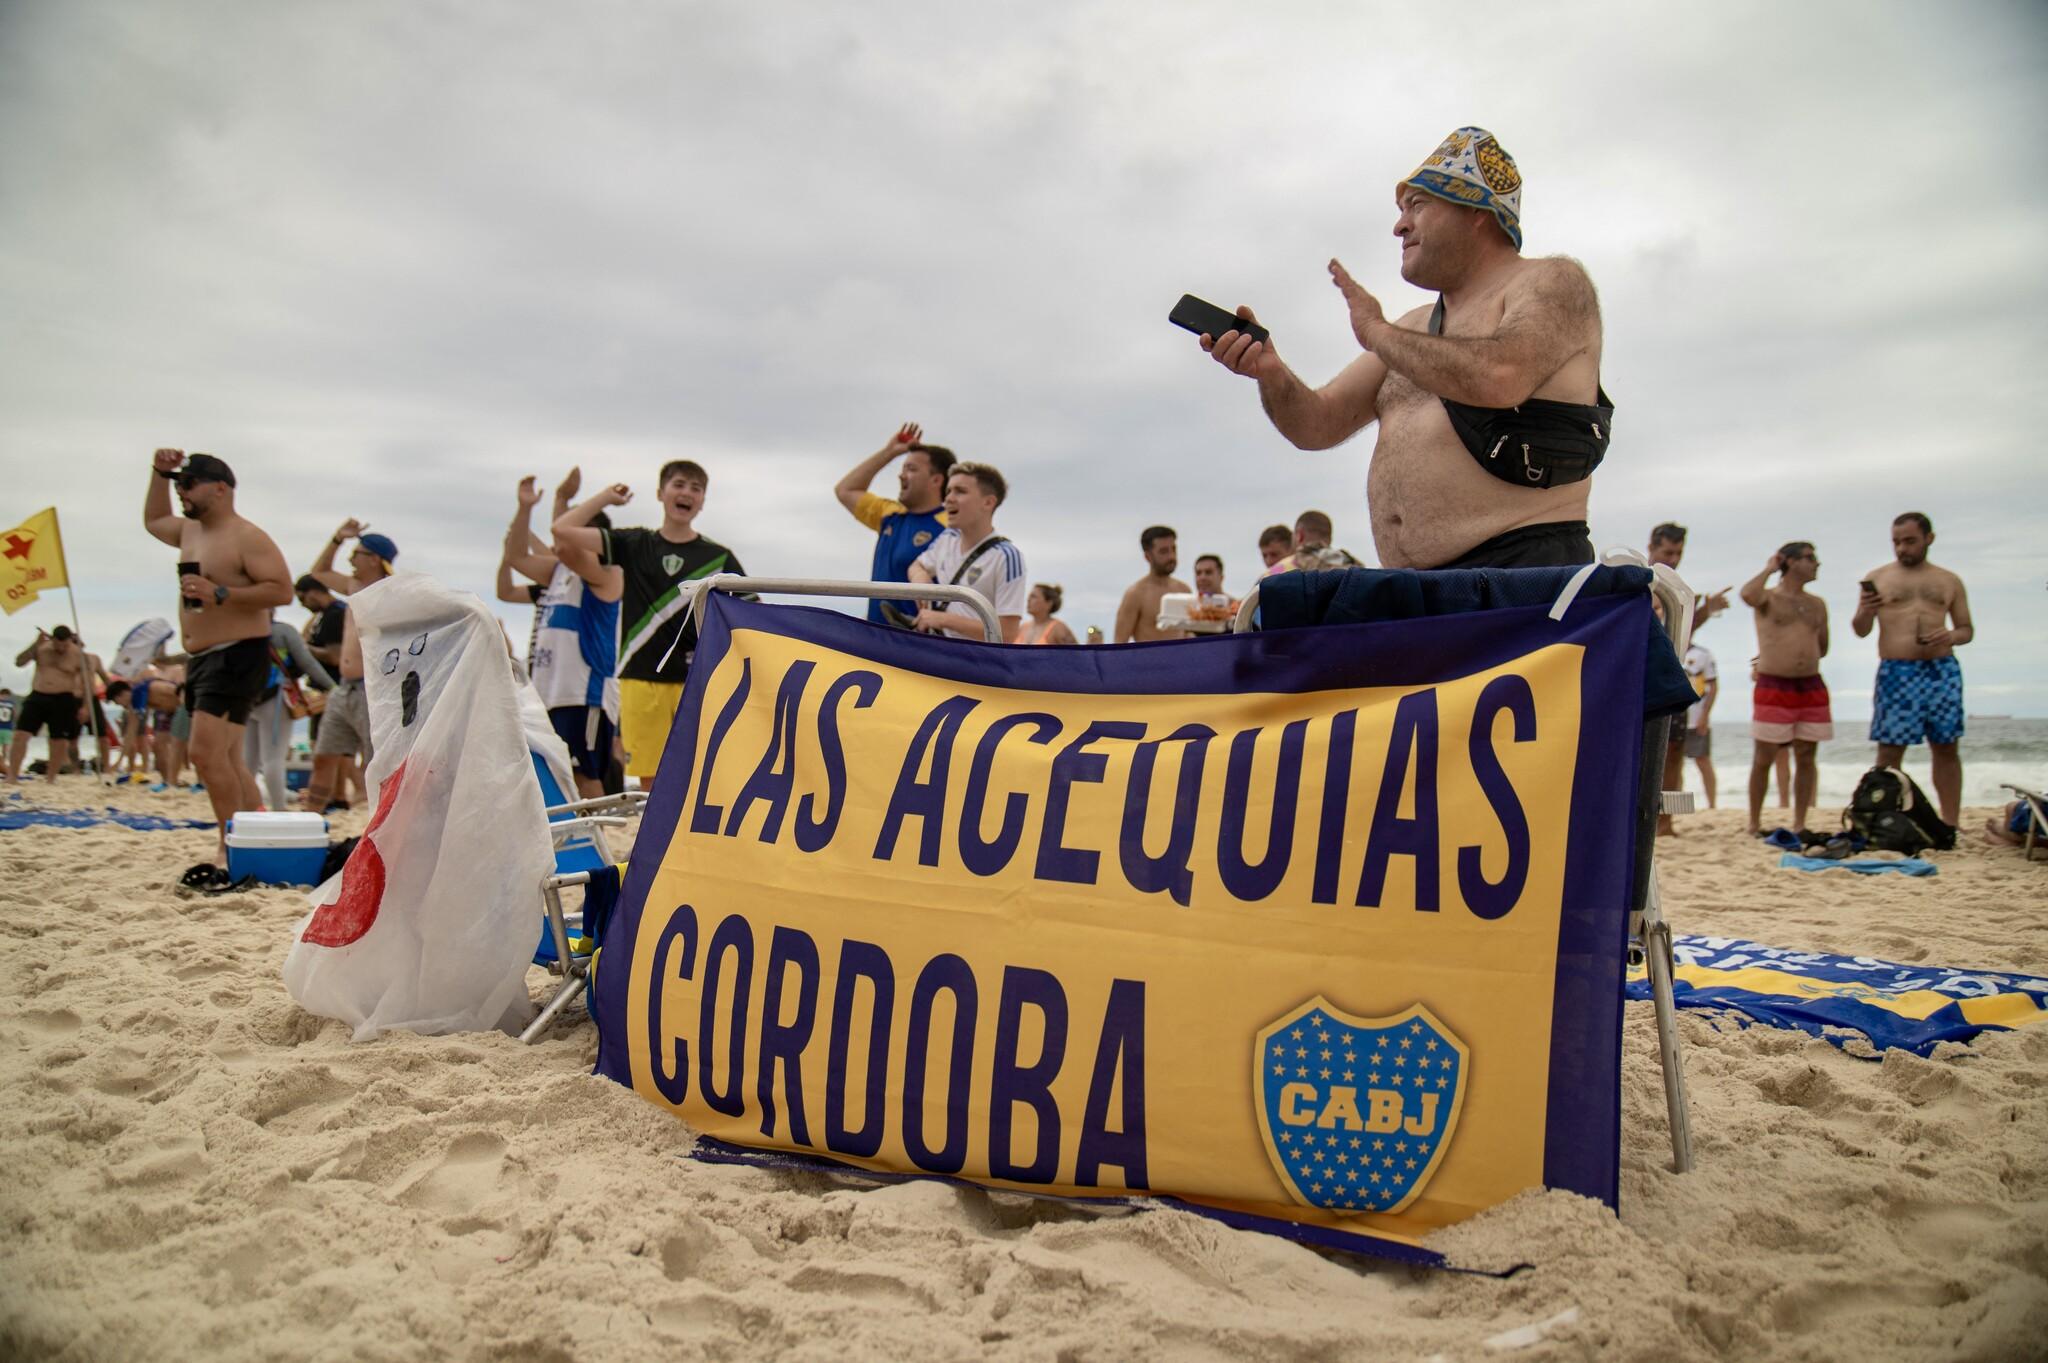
[13,1008,83,1037]
[244,1064,355,1131]
[395,1131,510,1215]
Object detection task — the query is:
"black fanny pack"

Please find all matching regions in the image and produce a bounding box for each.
[1430,297,1613,490]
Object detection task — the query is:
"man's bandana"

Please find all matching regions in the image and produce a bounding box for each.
[1398,127,1523,250]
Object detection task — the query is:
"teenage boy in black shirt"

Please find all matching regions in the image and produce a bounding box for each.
[554,459,745,780]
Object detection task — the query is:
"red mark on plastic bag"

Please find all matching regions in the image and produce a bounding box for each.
[302,761,406,948]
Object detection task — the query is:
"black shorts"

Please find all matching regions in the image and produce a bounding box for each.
[550,705,617,783]
[17,690,82,742]
[1436,521,1595,570]
[185,637,273,726]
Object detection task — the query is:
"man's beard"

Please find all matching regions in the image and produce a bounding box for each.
[180,506,202,519]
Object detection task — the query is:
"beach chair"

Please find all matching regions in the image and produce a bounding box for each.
[1232,549,1700,1171]
[2001,783,2047,863]
[519,751,647,1042]
[517,580,1000,1045]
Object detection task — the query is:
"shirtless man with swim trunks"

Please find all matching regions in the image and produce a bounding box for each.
[1740,542,1830,836]
[1852,511,1973,827]
[7,626,88,783]
[1203,128,1608,570]
[143,451,293,873]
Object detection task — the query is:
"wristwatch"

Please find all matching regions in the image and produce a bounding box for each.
[156,467,180,480]
[213,584,230,606]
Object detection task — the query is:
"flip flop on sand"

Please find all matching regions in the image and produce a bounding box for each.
[177,862,232,891]
[175,862,260,896]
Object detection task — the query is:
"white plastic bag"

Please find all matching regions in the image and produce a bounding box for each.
[282,576,553,1039]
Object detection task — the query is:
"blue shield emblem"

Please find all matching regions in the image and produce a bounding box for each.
[1253,997,1469,1215]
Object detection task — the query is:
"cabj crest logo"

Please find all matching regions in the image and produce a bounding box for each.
[1254,998,1468,1215]
[661,553,686,577]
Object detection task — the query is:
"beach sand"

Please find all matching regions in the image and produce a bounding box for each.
[3,782,2044,1361]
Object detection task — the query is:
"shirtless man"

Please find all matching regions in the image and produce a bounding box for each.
[1852,512,1974,827]
[303,518,398,811]
[143,451,292,872]
[1740,543,1830,835]
[1115,526,1191,642]
[6,626,88,783]
[1203,128,1606,569]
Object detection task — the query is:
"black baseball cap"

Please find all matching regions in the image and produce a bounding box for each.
[179,453,236,488]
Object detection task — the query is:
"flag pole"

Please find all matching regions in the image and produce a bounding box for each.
[49,510,112,787]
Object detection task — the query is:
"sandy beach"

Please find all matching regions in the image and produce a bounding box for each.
[3,782,2044,1362]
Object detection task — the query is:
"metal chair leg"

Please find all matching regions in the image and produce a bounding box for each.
[1642,869,1695,1172]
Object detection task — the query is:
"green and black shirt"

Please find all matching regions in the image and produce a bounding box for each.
[598,527,745,682]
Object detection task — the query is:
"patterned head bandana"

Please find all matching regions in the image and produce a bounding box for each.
[1398,127,1523,250]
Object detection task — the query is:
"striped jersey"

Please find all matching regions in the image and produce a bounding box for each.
[911,528,1027,639]
[598,527,745,682]
[530,563,621,717]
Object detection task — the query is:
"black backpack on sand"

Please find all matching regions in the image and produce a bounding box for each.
[1846,766,1956,855]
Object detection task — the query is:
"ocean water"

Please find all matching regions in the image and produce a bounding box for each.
[1685,717,2047,810]
[13,712,2044,814]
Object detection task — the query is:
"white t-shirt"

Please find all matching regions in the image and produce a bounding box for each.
[1683,643,1718,730]
[913,529,1027,639]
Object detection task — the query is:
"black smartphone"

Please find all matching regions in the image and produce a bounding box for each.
[178,560,203,610]
[1170,294,1268,345]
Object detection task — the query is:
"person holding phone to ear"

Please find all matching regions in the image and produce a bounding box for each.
[1195,127,1608,572]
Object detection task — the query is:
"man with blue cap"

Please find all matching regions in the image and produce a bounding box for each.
[1199,127,1611,571]
[302,517,400,813]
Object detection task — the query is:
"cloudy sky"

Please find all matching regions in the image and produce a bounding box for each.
[3,0,2043,717]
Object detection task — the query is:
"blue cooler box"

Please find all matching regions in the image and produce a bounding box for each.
[226,812,330,886]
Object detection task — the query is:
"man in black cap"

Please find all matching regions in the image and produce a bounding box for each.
[144,449,293,881]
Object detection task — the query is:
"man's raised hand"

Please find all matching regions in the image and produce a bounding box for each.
[556,466,582,505]
[516,476,542,508]
[887,422,923,456]
[1329,259,1386,350]
[600,483,633,507]
[153,448,185,474]
[1200,305,1277,378]
[335,517,367,541]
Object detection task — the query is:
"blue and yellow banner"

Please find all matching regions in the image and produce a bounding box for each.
[1625,935,2048,1056]
[592,589,1652,1262]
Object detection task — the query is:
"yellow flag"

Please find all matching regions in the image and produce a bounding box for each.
[1,508,67,615]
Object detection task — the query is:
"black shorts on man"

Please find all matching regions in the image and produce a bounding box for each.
[185,636,273,725]
[17,691,83,742]
[1435,521,1594,570]
[550,705,617,783]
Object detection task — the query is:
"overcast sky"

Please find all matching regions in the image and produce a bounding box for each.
[3,0,2043,718]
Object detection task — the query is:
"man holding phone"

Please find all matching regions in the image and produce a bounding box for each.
[142,450,292,879]
[1852,512,1974,827]
[1198,127,1607,571]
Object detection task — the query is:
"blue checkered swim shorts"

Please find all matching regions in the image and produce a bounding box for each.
[1870,656,1964,746]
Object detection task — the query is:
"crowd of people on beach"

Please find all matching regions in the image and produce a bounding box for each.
[0,124,2009,878]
